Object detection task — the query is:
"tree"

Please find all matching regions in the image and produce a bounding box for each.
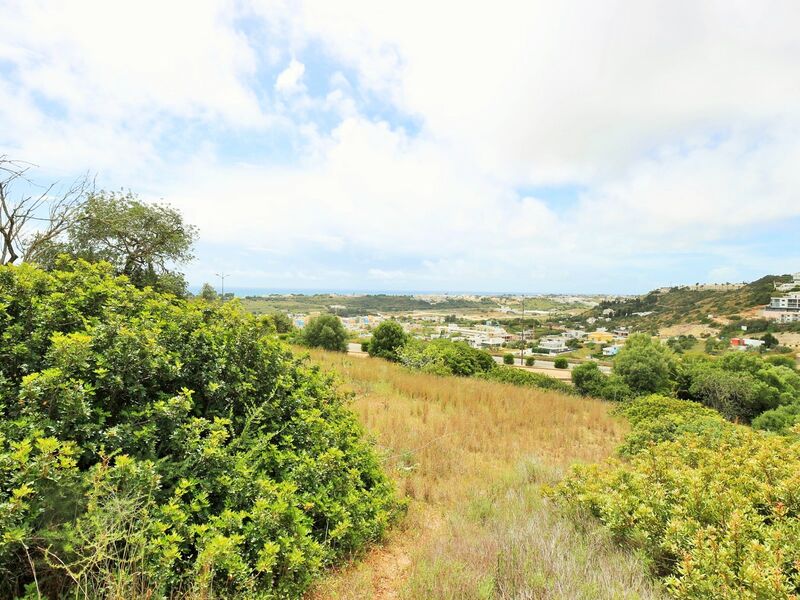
[761,332,779,349]
[503,353,515,365]
[0,156,91,265]
[554,357,569,369]
[302,314,347,352]
[368,321,408,362]
[572,362,607,396]
[59,191,197,295]
[269,312,294,334]
[613,334,674,394]
[199,282,218,301]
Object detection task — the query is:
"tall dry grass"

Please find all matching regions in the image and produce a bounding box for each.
[306,349,662,600]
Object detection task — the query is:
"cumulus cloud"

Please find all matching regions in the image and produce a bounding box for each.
[2,0,800,291]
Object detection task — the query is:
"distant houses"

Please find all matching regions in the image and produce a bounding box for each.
[730,337,765,350]
[774,272,800,292]
[763,292,800,323]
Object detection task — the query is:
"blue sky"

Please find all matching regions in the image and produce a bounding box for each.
[2,1,800,294]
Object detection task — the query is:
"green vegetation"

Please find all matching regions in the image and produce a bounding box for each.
[367,320,408,361]
[613,334,675,394]
[242,294,497,316]
[0,260,398,598]
[38,191,198,296]
[525,356,535,366]
[554,395,800,598]
[397,338,495,376]
[476,366,575,395]
[571,362,633,402]
[588,274,793,330]
[301,314,348,352]
[503,353,515,365]
[554,356,569,369]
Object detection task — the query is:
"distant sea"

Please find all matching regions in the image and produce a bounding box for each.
[189,286,530,297]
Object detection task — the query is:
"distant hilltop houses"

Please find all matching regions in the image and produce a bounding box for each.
[763,272,800,323]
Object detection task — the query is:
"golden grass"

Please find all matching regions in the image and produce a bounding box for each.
[304,349,662,600]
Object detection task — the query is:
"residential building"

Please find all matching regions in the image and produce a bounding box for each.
[587,331,615,344]
[763,293,800,322]
[561,329,587,339]
[775,272,800,292]
[603,344,623,356]
[537,336,569,354]
[730,338,766,350]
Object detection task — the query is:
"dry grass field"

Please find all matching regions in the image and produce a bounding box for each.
[304,349,662,600]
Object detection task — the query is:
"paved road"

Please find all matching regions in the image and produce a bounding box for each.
[346,343,611,375]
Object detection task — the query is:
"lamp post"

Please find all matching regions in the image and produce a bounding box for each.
[215,272,227,302]
[520,295,525,367]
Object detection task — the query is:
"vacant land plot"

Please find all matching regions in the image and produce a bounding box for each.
[305,350,662,599]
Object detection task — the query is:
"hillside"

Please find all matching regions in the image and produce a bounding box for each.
[305,349,660,599]
[588,274,793,330]
[242,293,498,316]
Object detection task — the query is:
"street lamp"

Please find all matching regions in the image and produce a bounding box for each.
[215,272,228,302]
[520,295,525,367]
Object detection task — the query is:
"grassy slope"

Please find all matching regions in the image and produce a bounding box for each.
[305,350,662,599]
[591,274,792,331]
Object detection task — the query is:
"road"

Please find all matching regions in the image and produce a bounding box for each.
[346,343,611,378]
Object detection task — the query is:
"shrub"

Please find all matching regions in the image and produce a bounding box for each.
[302,314,348,352]
[368,321,408,362]
[476,366,575,395]
[554,395,800,598]
[503,353,515,365]
[613,333,675,394]
[397,338,495,377]
[525,356,535,366]
[0,261,399,598]
[554,357,569,369]
[361,340,370,353]
[571,362,633,402]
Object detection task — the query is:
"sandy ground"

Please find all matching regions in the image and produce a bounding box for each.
[658,323,718,338]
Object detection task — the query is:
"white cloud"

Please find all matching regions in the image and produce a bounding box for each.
[3,0,800,290]
[275,59,306,94]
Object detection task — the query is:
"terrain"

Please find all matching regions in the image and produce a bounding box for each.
[304,349,661,599]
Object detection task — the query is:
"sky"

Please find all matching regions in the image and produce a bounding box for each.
[2,0,800,294]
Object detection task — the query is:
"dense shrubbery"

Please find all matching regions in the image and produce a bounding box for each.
[367,320,408,362]
[572,332,800,424]
[397,338,495,377]
[554,395,800,598]
[571,362,633,402]
[301,313,348,352]
[476,366,575,395]
[0,261,398,599]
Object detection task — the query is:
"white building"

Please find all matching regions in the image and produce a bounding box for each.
[603,344,623,356]
[764,293,800,322]
[538,336,569,354]
[561,329,587,339]
[775,273,800,292]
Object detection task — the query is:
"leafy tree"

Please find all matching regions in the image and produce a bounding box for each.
[53,191,197,295]
[302,314,347,352]
[199,282,218,301]
[761,332,779,349]
[503,353,514,365]
[613,334,674,394]
[766,354,797,370]
[269,311,294,334]
[525,356,535,366]
[554,357,569,369]
[368,321,408,362]
[571,362,606,396]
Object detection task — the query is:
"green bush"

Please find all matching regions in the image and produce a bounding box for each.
[360,340,370,353]
[368,321,408,362]
[503,353,515,365]
[525,356,535,366]
[571,362,633,402]
[554,357,568,369]
[302,314,348,352]
[554,395,800,598]
[397,338,495,377]
[0,260,399,598]
[613,334,675,394]
[476,366,575,395]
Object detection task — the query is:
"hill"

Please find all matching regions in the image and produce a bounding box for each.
[587,274,793,331]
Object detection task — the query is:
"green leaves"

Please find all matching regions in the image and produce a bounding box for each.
[0,259,399,598]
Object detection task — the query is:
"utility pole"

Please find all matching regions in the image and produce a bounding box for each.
[215,272,227,302]
[520,295,525,367]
